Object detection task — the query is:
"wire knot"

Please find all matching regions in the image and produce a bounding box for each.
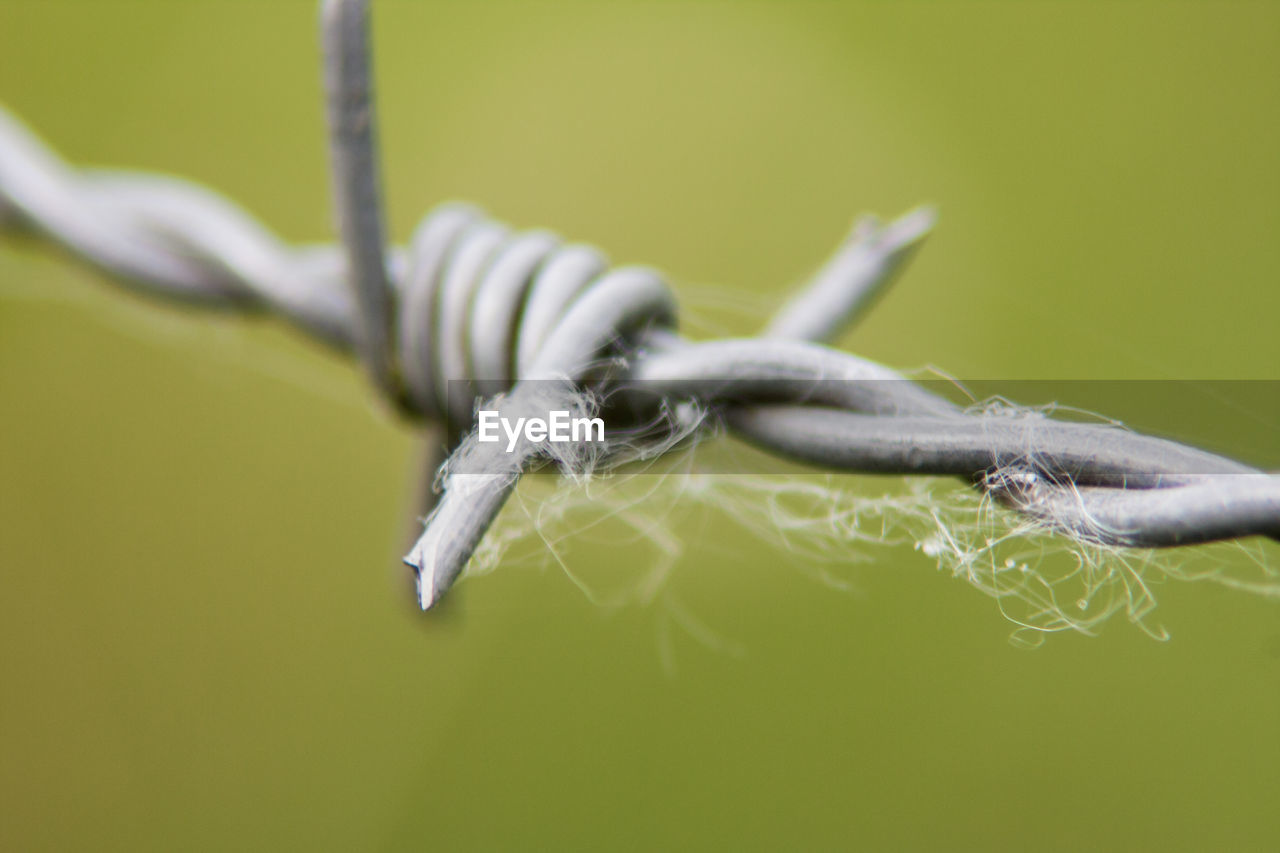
[394,203,677,429]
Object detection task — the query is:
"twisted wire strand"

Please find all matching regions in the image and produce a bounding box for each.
[1,0,1276,613]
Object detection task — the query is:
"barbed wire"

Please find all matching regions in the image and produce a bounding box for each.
[1,0,1275,613]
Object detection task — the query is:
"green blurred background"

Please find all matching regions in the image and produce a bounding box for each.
[2,1,1278,849]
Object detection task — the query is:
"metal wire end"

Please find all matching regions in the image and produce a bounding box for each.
[321,0,398,400]
[764,204,936,342]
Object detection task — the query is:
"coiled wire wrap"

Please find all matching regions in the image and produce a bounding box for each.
[1,0,1277,612]
[396,204,676,431]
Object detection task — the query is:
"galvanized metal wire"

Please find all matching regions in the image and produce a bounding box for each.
[1,0,1275,611]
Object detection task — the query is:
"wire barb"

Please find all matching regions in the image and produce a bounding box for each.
[0,0,1275,614]
[322,0,398,400]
